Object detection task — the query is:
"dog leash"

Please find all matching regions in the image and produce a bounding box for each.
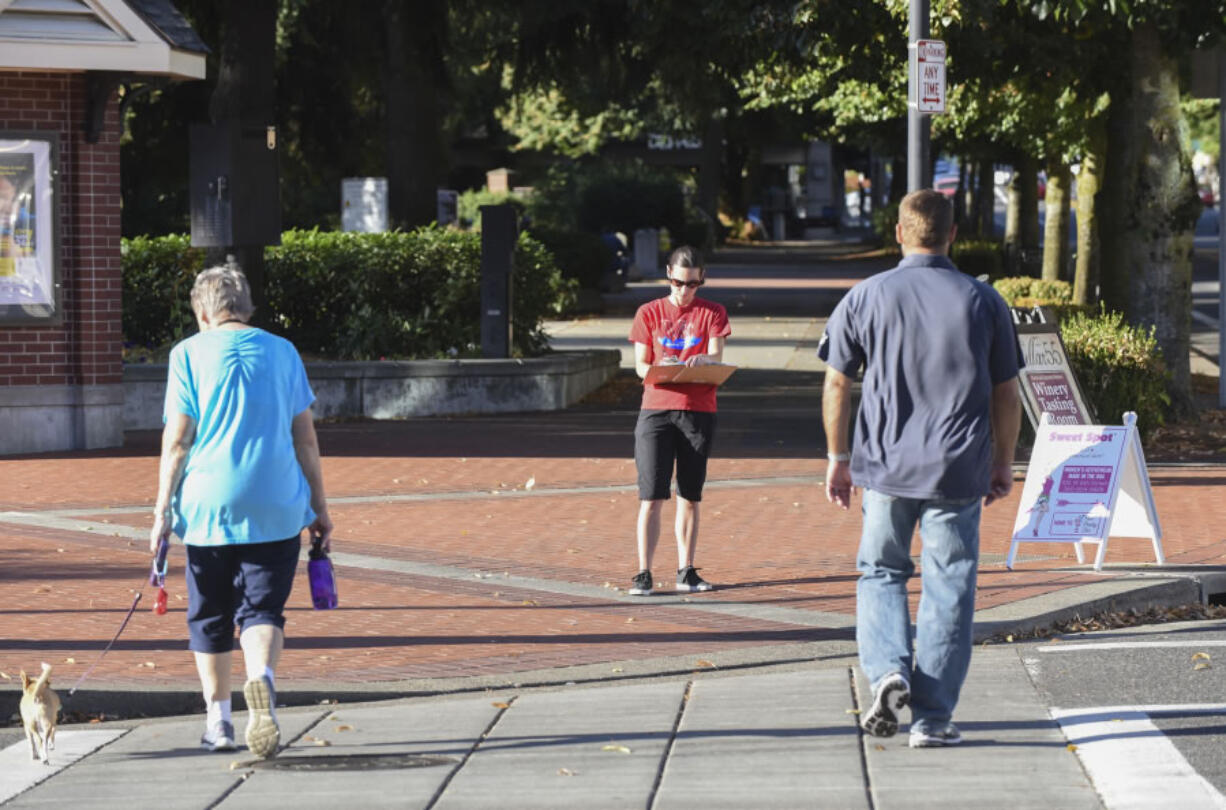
[67,591,142,696]
[68,537,170,696]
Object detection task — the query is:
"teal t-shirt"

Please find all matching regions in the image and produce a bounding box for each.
[164,328,317,545]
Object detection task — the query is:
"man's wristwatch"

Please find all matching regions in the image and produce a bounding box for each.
[827,452,850,462]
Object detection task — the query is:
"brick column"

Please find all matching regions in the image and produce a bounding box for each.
[0,71,124,454]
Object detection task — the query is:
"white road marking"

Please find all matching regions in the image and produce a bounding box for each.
[1052,705,1226,810]
[1038,641,1226,653]
[0,729,126,803]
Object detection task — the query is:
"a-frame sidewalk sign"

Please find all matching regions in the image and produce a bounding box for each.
[1007,411,1164,571]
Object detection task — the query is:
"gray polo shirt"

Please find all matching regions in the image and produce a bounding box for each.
[819,254,1021,500]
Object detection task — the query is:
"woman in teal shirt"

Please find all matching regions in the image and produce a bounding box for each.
[150,265,332,759]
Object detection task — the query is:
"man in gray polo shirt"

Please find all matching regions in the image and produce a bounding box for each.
[819,189,1022,748]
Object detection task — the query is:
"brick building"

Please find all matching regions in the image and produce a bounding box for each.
[0,0,204,455]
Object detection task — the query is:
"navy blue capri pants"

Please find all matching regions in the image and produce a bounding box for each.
[185,535,301,654]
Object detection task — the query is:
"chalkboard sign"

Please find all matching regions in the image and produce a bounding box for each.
[1012,309,1094,428]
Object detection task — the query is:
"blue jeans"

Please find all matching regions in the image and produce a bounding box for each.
[856,489,981,732]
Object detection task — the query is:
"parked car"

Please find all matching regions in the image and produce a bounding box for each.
[934,175,959,198]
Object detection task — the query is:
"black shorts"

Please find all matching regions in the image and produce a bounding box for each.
[635,409,716,502]
[185,535,301,653]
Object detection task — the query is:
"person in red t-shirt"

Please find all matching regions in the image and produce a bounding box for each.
[626,246,732,595]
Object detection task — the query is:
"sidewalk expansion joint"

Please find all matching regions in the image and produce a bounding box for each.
[424,694,515,810]
[850,667,877,810]
[647,679,693,810]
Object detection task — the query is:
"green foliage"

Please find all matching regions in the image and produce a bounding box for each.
[527,225,610,290]
[457,189,528,229]
[870,200,899,243]
[993,276,1073,304]
[121,229,575,360]
[528,161,687,236]
[121,234,207,347]
[951,240,1004,279]
[1060,308,1170,434]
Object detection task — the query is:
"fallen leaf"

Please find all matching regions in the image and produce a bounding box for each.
[695,660,715,669]
[625,617,635,623]
[525,477,536,490]
[312,739,331,746]
[566,548,579,554]
[557,767,576,776]
[611,667,623,673]
[230,761,243,770]
[1067,744,1078,752]
[1192,652,1212,661]
[56,548,65,553]
[141,661,156,668]
[601,744,632,754]
[521,600,538,606]
[64,657,76,664]
[334,724,354,732]
[34,585,50,594]
[89,717,101,724]
[492,702,511,709]
[1194,662,1212,671]
[1005,634,1014,643]
[392,478,401,483]
[845,708,860,715]
[873,744,885,751]
[0,672,9,680]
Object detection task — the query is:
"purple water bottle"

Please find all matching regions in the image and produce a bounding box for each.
[308,536,338,610]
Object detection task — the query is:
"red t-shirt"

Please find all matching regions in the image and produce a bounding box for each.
[629,297,732,412]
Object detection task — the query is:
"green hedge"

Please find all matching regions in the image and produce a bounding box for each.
[951,240,1003,279]
[122,228,575,360]
[1060,309,1169,435]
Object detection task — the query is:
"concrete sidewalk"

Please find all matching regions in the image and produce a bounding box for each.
[1,649,1099,809]
[1,241,1224,807]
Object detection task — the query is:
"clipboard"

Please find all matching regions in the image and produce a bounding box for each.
[643,363,737,386]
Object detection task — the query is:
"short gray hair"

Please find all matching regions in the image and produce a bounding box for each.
[191,265,254,320]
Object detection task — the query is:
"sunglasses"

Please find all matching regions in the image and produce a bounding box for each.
[668,277,704,289]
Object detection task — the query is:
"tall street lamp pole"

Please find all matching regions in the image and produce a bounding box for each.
[907,0,931,193]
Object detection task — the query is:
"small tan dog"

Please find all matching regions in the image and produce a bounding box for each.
[20,662,60,764]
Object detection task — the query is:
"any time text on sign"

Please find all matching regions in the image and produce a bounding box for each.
[910,39,946,115]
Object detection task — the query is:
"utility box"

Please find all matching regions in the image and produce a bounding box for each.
[341,177,389,232]
[190,122,281,248]
[480,204,516,358]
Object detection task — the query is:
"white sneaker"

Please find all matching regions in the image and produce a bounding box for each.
[861,672,910,738]
[909,722,963,748]
[243,676,280,759]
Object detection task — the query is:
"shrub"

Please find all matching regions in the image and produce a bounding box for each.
[951,240,1003,279]
[527,226,610,290]
[870,200,899,243]
[1059,308,1170,435]
[527,160,687,236]
[121,233,206,347]
[122,228,575,361]
[457,188,530,230]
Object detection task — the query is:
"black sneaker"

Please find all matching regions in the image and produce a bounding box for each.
[676,566,713,592]
[629,570,653,595]
[200,719,236,752]
[861,672,910,738]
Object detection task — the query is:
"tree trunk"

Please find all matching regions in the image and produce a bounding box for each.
[977,161,994,238]
[384,0,447,230]
[1041,160,1072,282]
[695,111,725,225]
[1110,23,1203,416]
[1073,148,1103,306]
[1005,158,1039,275]
[207,0,277,317]
[954,160,968,229]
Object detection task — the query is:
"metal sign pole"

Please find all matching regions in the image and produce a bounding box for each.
[907,0,930,193]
